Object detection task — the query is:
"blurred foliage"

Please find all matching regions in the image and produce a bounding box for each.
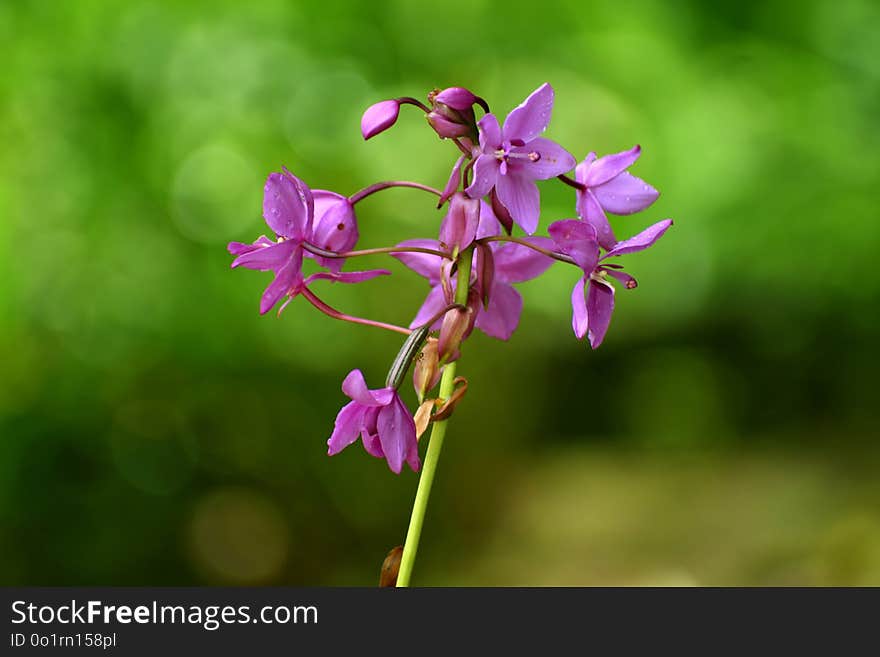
[0,0,878,585]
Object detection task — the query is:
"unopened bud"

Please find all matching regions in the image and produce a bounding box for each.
[439,193,480,254]
[438,306,471,363]
[431,87,490,113]
[425,86,488,141]
[427,111,471,139]
[412,338,441,401]
[361,100,400,140]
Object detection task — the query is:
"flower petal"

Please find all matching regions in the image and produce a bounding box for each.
[263,172,312,240]
[327,400,366,456]
[341,369,394,407]
[377,395,419,474]
[477,113,502,150]
[576,189,617,251]
[476,200,501,239]
[410,285,447,329]
[391,239,445,283]
[496,173,540,234]
[434,87,479,111]
[440,155,465,206]
[361,99,400,140]
[586,278,615,349]
[492,238,555,283]
[231,239,296,271]
[259,248,303,315]
[228,235,274,256]
[570,277,588,339]
[575,153,597,186]
[582,145,641,187]
[360,407,385,458]
[307,191,359,272]
[515,138,576,179]
[548,219,600,274]
[465,154,499,199]
[502,83,554,143]
[592,172,659,215]
[603,219,673,258]
[474,282,523,340]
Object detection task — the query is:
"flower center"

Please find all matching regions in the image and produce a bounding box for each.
[493,140,540,175]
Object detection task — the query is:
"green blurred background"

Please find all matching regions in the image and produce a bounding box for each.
[1,0,879,586]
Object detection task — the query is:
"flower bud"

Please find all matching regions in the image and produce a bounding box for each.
[431,87,490,113]
[438,306,472,363]
[426,110,472,139]
[412,338,441,402]
[425,87,488,141]
[361,99,400,140]
[439,193,480,254]
[433,87,477,110]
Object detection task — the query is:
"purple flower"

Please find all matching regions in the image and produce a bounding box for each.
[327,369,420,474]
[549,218,672,348]
[575,146,660,250]
[465,83,576,234]
[228,170,313,314]
[394,204,555,340]
[361,100,400,140]
[229,171,361,313]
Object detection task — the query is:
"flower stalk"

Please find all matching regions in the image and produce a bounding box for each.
[396,247,473,587]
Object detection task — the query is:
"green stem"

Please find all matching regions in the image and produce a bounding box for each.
[396,248,473,587]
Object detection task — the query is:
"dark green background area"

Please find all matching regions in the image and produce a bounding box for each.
[1,0,878,585]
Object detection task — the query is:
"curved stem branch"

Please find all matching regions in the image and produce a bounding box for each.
[477,235,577,266]
[462,157,475,190]
[397,247,474,587]
[349,181,442,205]
[300,287,411,336]
[450,138,471,157]
[398,96,431,113]
[303,242,452,261]
[557,173,586,191]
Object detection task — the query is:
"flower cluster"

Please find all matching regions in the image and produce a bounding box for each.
[230,83,672,474]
